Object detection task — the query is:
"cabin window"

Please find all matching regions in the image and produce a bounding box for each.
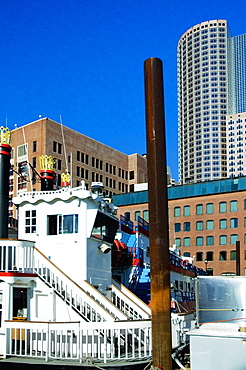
[47,214,78,235]
[25,210,36,233]
[91,211,118,244]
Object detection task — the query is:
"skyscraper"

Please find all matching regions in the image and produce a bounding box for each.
[228,33,246,114]
[177,19,246,184]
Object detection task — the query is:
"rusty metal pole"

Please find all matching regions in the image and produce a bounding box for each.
[144,57,172,370]
[236,240,240,276]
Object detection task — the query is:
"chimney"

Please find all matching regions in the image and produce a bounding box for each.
[0,127,12,238]
[39,155,55,191]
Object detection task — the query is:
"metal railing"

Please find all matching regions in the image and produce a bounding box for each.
[5,320,152,363]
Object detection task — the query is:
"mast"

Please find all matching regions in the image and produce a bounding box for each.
[144,57,172,369]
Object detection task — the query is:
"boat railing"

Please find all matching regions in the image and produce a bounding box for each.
[0,240,35,273]
[5,319,152,363]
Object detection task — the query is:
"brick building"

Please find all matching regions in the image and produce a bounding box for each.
[113,177,246,276]
[9,117,147,220]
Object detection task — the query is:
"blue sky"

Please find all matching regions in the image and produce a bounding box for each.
[1,0,246,180]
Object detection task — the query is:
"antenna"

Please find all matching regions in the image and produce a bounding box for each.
[60,115,68,174]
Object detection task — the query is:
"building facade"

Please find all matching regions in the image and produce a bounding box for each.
[177,19,246,184]
[9,117,147,221]
[113,177,246,276]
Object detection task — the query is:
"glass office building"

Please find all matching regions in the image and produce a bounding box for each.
[178,20,246,184]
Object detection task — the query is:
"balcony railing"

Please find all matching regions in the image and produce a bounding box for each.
[5,320,152,363]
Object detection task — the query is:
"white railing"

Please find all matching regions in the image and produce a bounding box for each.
[34,248,120,322]
[80,280,128,320]
[111,280,151,320]
[5,320,152,363]
[0,240,34,273]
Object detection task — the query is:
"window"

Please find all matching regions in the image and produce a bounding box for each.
[196,204,203,215]
[58,143,62,154]
[230,200,238,212]
[25,210,36,233]
[184,252,190,257]
[219,219,227,229]
[124,212,130,220]
[129,171,134,180]
[206,220,214,230]
[220,235,227,245]
[206,203,214,214]
[219,251,227,261]
[184,237,190,247]
[196,221,203,231]
[230,218,238,228]
[175,238,181,247]
[53,141,57,152]
[196,252,203,261]
[33,141,37,152]
[230,250,236,260]
[17,143,28,158]
[143,210,149,221]
[206,251,214,261]
[174,207,181,217]
[230,234,238,245]
[91,211,118,244]
[206,236,214,246]
[196,237,203,246]
[135,211,140,221]
[47,214,78,235]
[219,202,227,213]
[174,223,181,232]
[184,206,190,216]
[184,222,190,231]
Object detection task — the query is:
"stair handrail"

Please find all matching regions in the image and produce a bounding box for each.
[112,278,151,319]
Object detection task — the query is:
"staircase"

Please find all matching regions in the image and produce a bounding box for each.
[34,247,150,322]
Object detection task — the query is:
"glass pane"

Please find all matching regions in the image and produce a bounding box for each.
[184,206,190,216]
[184,237,190,247]
[230,200,238,212]
[206,203,214,214]
[175,223,181,232]
[196,221,203,231]
[184,222,190,231]
[174,207,181,217]
[196,204,203,215]
[230,234,238,244]
[220,219,227,229]
[219,202,227,213]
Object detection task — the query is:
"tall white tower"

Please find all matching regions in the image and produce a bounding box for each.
[178,20,229,184]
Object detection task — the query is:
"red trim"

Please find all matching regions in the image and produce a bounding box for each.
[0,272,37,277]
[0,150,11,156]
[40,175,54,180]
[40,170,54,174]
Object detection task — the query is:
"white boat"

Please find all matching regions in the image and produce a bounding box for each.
[0,130,204,365]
